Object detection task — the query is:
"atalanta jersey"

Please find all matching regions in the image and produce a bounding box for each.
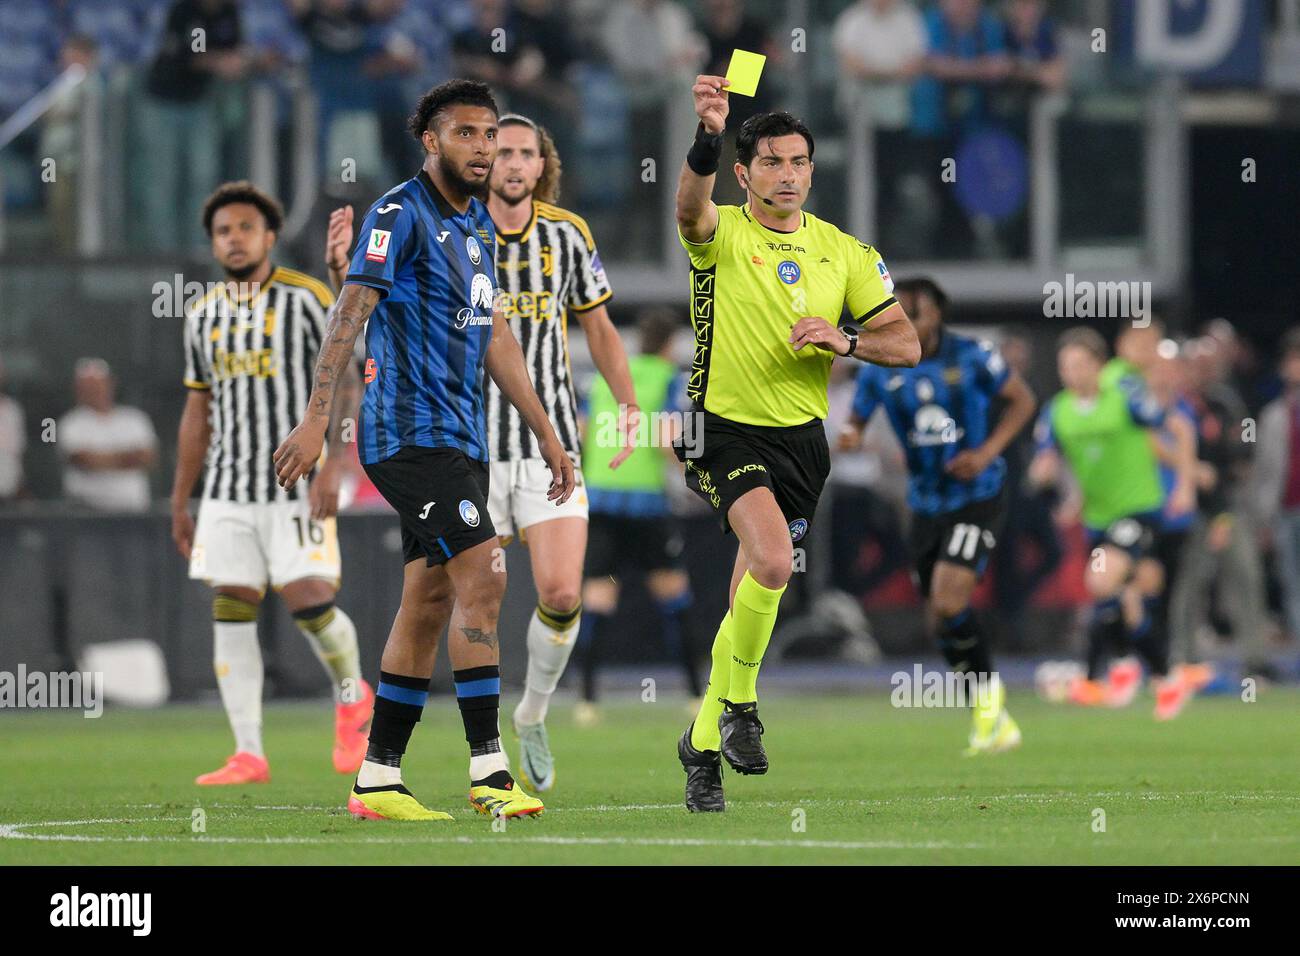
[346,170,498,466]
[853,330,1009,515]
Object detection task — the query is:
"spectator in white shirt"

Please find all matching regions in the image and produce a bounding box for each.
[603,0,704,89]
[0,351,25,501]
[59,358,158,512]
[602,0,705,249]
[834,0,930,257]
[833,0,928,130]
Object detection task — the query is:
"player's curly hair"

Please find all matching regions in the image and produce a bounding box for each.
[1058,326,1110,363]
[407,79,499,143]
[201,180,284,236]
[499,114,562,204]
[735,111,815,167]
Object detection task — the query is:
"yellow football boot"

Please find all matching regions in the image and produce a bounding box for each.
[468,778,544,819]
[348,784,454,821]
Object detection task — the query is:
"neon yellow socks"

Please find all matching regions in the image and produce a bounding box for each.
[688,572,786,751]
[727,572,786,704]
[690,612,734,752]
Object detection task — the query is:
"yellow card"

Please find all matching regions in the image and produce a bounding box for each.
[724,49,766,97]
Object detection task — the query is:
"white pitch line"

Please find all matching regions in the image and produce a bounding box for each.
[121,791,1300,814]
[6,818,1298,851]
[0,818,979,850]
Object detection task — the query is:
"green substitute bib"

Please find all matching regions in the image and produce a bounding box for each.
[583,354,678,493]
[1048,386,1164,529]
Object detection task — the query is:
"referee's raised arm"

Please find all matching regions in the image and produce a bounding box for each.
[675,75,730,244]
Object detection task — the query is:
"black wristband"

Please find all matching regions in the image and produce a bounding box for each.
[686,122,724,176]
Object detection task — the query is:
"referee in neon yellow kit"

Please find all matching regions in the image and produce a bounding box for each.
[674,74,921,812]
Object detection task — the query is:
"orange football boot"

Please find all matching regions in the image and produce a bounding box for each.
[1173,662,1215,692]
[1068,677,1107,706]
[1154,674,1194,721]
[333,680,374,774]
[1105,658,1142,708]
[195,751,270,785]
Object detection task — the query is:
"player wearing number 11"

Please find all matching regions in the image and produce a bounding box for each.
[841,278,1037,755]
[673,75,921,812]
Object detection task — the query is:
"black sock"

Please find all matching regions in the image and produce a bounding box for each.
[366,670,430,768]
[579,610,608,703]
[1087,598,1124,680]
[937,608,992,676]
[454,666,506,785]
[656,591,702,697]
[1130,595,1169,677]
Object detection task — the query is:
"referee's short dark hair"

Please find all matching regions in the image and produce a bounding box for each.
[894,276,948,317]
[408,79,499,142]
[735,111,815,166]
[202,180,284,236]
[1058,326,1109,363]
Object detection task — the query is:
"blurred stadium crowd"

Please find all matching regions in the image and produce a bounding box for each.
[3,0,1081,259]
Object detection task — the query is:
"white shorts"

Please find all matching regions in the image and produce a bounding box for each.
[487,459,589,542]
[188,498,342,592]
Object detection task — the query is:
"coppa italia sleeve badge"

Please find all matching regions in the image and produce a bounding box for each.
[365,229,391,262]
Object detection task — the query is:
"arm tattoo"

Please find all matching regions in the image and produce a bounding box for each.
[307,285,378,426]
[460,626,498,650]
[327,362,361,454]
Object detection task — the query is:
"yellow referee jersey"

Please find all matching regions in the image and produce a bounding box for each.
[679,203,896,427]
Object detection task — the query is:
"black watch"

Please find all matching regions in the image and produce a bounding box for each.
[839,324,859,357]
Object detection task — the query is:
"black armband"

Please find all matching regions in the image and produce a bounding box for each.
[686,123,724,176]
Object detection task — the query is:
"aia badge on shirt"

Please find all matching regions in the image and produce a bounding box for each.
[365,229,392,263]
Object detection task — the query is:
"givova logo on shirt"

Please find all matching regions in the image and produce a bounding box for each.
[365,229,391,263]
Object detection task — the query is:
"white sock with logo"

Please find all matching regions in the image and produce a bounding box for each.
[294,605,362,703]
[213,621,264,756]
[514,603,582,726]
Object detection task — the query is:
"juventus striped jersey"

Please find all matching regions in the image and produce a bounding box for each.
[182,266,333,503]
[486,200,613,461]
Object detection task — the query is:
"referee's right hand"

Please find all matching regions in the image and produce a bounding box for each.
[692,75,730,135]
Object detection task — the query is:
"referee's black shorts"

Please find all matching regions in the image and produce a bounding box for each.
[363,445,497,567]
[674,411,830,541]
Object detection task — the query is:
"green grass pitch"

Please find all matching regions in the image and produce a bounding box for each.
[3,690,1298,865]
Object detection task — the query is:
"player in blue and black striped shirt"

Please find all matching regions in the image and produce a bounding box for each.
[840,278,1037,754]
[274,80,575,822]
